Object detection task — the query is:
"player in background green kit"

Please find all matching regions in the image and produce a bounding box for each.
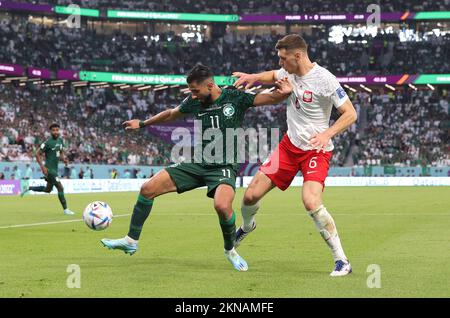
[21,123,76,215]
[101,64,293,271]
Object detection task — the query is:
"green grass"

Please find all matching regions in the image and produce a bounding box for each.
[0,187,449,298]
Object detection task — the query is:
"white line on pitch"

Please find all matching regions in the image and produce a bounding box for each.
[1,212,448,230]
[0,213,131,229]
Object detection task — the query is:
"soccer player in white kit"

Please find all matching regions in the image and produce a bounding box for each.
[232,34,357,276]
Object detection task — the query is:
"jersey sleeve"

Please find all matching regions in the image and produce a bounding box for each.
[240,91,256,109]
[275,68,289,80]
[40,141,47,152]
[326,75,348,108]
[178,95,196,114]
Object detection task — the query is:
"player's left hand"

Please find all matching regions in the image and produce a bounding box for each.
[275,77,293,95]
[309,132,331,153]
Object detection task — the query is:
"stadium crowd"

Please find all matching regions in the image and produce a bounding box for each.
[1,83,448,169]
[0,16,449,76]
[0,84,171,165]
[33,0,450,14]
[354,88,449,167]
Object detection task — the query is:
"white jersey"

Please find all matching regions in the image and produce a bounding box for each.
[276,63,348,151]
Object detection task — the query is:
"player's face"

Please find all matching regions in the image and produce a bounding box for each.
[278,49,301,74]
[50,127,60,139]
[188,80,213,103]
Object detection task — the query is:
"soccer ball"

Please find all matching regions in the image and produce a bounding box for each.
[83,201,113,231]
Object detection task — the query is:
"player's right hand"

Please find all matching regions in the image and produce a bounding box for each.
[42,167,48,176]
[122,119,140,131]
[232,72,258,90]
[275,77,293,95]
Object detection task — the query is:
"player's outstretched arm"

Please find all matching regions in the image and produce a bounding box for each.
[232,70,277,89]
[252,77,293,107]
[122,106,184,131]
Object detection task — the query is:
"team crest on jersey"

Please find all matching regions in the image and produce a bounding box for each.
[302,90,313,103]
[222,103,235,117]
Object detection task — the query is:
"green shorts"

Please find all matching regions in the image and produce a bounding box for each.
[45,170,61,186]
[165,163,237,198]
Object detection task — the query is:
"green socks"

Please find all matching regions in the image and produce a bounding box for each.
[128,194,154,240]
[58,192,67,210]
[219,211,236,251]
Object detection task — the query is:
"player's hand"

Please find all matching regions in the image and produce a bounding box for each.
[275,77,293,95]
[122,119,140,131]
[42,166,48,176]
[232,72,258,89]
[309,132,331,153]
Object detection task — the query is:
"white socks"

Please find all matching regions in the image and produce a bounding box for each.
[308,205,347,262]
[241,201,260,232]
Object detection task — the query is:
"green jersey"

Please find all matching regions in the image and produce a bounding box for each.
[179,89,256,168]
[40,137,64,173]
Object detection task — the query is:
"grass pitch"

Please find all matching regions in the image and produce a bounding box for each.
[0,187,449,298]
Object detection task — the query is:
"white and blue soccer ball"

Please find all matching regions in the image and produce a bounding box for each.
[83,201,113,231]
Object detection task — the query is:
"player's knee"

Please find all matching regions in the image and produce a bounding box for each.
[243,190,259,206]
[140,182,156,199]
[45,188,52,193]
[214,201,232,217]
[302,196,321,212]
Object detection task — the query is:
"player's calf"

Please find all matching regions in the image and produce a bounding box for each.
[308,205,349,266]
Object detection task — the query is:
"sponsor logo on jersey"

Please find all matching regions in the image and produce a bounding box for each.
[336,87,346,99]
[223,103,235,117]
[302,90,313,103]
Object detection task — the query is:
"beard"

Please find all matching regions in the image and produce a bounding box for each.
[201,93,213,105]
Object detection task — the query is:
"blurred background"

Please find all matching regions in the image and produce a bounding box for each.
[0,0,449,180]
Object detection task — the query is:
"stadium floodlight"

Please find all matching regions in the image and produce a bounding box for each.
[154,86,169,91]
[133,84,145,88]
[408,83,418,91]
[72,81,88,87]
[170,85,180,88]
[260,87,276,94]
[385,84,396,91]
[427,84,435,91]
[5,76,27,81]
[113,83,125,87]
[137,85,153,91]
[359,84,372,93]
[344,84,357,93]
[90,82,108,86]
[119,85,130,89]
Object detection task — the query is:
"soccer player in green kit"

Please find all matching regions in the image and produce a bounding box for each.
[101,64,293,271]
[21,123,75,215]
